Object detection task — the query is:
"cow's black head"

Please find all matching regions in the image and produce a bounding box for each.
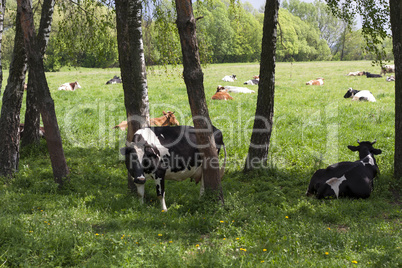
[347,140,382,160]
[344,88,360,98]
[120,138,161,184]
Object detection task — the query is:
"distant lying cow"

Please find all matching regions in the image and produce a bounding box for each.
[113,111,180,130]
[365,72,382,78]
[58,81,81,91]
[223,86,255,94]
[347,71,365,76]
[222,74,237,82]
[120,125,226,211]
[106,76,122,84]
[306,78,324,85]
[244,79,259,85]
[307,140,381,199]
[343,88,376,102]
[380,64,395,75]
[386,75,395,82]
[211,86,233,100]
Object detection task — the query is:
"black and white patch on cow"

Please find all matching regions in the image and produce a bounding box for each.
[306,140,381,199]
[120,125,226,211]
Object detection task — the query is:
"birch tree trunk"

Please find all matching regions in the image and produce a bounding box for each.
[18,0,69,184]
[115,0,150,191]
[244,0,279,171]
[0,8,28,178]
[0,0,5,93]
[390,0,402,179]
[175,0,223,200]
[22,0,55,147]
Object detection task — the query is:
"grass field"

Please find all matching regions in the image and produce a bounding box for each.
[0,61,401,267]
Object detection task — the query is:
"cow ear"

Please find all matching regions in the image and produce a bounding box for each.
[372,149,382,155]
[347,145,359,151]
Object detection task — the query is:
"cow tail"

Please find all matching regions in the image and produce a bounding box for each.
[219,145,227,180]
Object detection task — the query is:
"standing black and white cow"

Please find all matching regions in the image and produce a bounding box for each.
[120,125,226,211]
[306,140,381,199]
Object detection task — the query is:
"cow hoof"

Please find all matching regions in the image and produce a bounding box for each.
[134,177,146,184]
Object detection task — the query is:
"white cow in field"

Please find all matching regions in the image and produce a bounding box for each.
[58,81,81,91]
[223,86,255,93]
[222,75,237,82]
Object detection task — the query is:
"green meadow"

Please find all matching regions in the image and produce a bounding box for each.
[0,61,401,267]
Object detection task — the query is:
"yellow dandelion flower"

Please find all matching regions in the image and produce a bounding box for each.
[261,261,265,263]
[325,252,329,255]
[236,237,240,240]
[169,241,173,243]
[352,260,358,264]
[95,233,99,236]
[285,216,289,219]
[223,238,226,240]
[220,220,224,223]
[196,244,200,247]
[327,228,331,230]
[158,234,162,236]
[263,249,267,252]
[161,210,165,212]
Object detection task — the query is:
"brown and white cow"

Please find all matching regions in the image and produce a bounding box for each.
[306,78,324,85]
[380,65,395,75]
[211,86,233,100]
[58,81,81,91]
[114,111,180,130]
[347,71,366,76]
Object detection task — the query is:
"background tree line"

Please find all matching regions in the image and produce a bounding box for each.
[0,0,394,71]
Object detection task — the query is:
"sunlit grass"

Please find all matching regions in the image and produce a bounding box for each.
[0,61,401,267]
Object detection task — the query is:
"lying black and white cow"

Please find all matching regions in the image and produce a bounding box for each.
[106,75,122,84]
[306,140,381,199]
[244,79,259,85]
[343,88,376,102]
[120,125,226,211]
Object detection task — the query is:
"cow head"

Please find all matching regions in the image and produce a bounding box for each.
[344,88,360,98]
[347,140,382,160]
[120,136,161,184]
[163,111,180,126]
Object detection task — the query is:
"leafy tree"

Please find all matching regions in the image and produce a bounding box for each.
[325,0,401,180]
[18,0,69,183]
[115,0,150,191]
[175,0,223,201]
[0,5,27,178]
[22,0,56,147]
[276,9,331,61]
[244,0,279,171]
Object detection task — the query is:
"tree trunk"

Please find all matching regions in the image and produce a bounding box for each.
[17,0,69,184]
[22,0,55,147]
[244,0,279,172]
[0,8,28,178]
[175,0,223,200]
[115,0,150,191]
[0,0,5,93]
[390,0,402,179]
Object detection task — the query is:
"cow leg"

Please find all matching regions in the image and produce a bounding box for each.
[154,170,167,211]
[199,175,205,196]
[135,183,145,204]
